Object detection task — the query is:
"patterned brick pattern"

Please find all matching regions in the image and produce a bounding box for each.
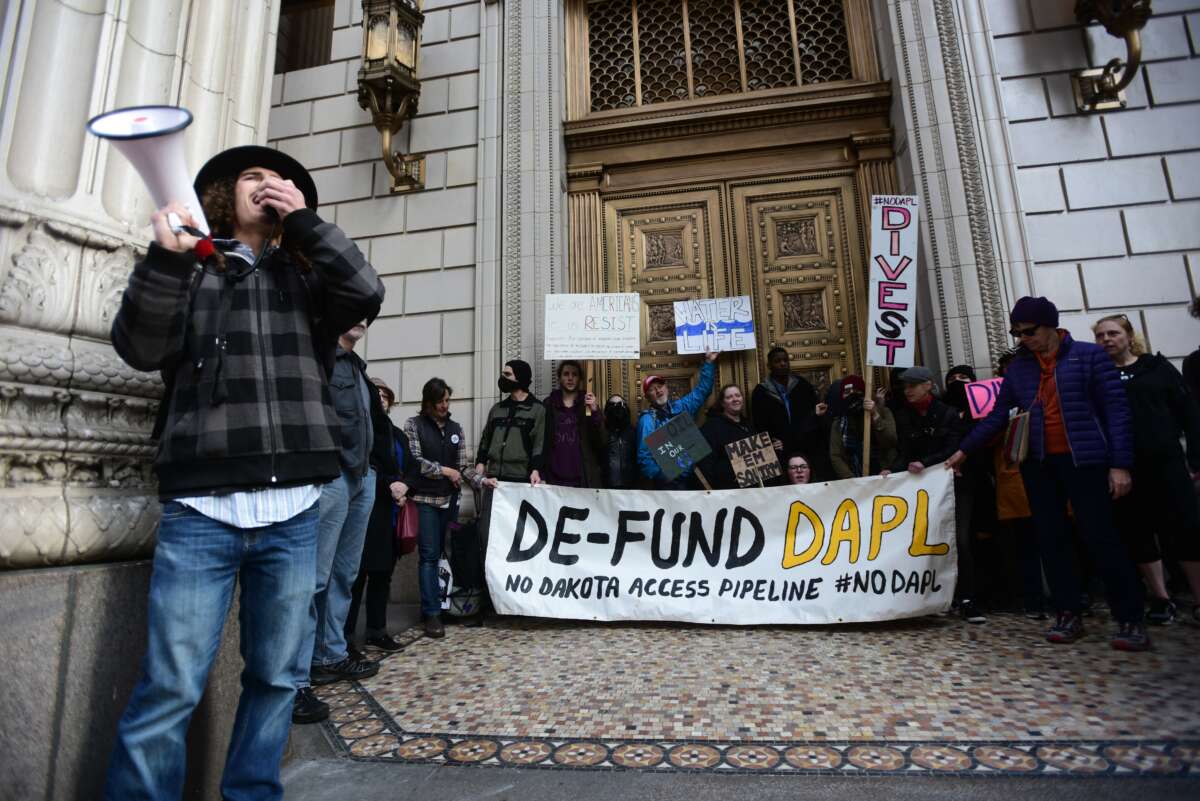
[319,612,1200,776]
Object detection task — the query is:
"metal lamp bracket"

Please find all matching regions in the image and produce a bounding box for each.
[1071,0,1152,113]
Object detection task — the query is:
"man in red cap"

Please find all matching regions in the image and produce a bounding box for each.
[636,351,719,488]
[104,146,384,800]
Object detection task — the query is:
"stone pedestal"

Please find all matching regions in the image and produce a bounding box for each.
[0,563,243,801]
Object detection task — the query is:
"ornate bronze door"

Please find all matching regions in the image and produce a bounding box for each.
[597,185,744,413]
[591,173,868,412]
[728,172,867,400]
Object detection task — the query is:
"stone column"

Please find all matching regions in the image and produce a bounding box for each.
[0,2,280,796]
[498,0,567,396]
[0,0,278,569]
[871,0,1026,375]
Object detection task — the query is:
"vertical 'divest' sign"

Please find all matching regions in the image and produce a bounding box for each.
[866,195,920,368]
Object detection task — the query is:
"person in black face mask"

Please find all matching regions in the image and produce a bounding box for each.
[943,364,976,415]
[602,395,638,489]
[475,359,547,486]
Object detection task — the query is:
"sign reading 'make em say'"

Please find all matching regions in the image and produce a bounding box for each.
[866,195,920,368]
[725,432,782,488]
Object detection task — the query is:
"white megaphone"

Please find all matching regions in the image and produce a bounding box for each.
[87,105,210,236]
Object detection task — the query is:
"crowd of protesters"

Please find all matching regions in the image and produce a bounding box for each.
[103,139,1200,800]
[329,294,1199,669]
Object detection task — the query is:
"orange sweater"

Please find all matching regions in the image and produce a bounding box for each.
[1036,350,1070,455]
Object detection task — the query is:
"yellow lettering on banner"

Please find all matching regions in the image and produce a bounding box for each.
[908,489,949,556]
[782,501,824,568]
[868,495,908,560]
[821,499,861,565]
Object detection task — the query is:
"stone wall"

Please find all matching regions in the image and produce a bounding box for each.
[268,0,486,441]
[990,0,1200,356]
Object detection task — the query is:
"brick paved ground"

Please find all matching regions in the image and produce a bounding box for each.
[309,611,1200,777]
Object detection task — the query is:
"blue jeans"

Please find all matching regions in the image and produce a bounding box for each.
[104,501,318,801]
[417,502,455,617]
[297,469,375,682]
[1020,454,1143,622]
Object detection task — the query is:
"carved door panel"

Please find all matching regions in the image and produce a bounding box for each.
[599,187,745,414]
[728,174,867,399]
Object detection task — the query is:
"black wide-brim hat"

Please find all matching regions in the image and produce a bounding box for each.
[193,145,319,211]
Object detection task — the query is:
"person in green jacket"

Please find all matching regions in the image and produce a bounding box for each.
[475,359,547,485]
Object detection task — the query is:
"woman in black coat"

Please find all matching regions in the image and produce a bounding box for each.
[345,379,412,652]
[1095,314,1200,624]
[700,384,758,490]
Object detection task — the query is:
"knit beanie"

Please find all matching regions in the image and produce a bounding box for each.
[1009,296,1058,329]
[945,364,977,384]
[506,359,533,390]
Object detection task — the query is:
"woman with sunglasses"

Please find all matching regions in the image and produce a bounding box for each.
[1094,314,1200,625]
[946,296,1147,651]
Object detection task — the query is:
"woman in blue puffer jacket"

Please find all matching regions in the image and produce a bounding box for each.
[946,297,1147,651]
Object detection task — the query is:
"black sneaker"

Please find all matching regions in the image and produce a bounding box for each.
[347,642,367,662]
[365,632,404,651]
[310,655,379,686]
[292,687,329,724]
[424,614,445,639]
[960,599,986,624]
[1111,621,1152,652]
[1146,598,1177,626]
[1045,611,1084,644]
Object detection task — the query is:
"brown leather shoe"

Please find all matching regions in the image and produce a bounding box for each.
[424,614,445,639]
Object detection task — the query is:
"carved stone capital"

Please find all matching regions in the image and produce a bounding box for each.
[0,212,161,568]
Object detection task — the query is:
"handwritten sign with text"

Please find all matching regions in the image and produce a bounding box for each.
[644,414,712,482]
[965,378,1004,419]
[673,296,756,354]
[725,432,782,488]
[544,293,641,360]
[866,195,920,368]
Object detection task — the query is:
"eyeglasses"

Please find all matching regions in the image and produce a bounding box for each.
[1009,325,1039,338]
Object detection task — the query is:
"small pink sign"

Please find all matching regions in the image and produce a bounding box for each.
[965,378,1004,419]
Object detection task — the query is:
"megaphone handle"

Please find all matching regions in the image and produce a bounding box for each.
[166,212,206,239]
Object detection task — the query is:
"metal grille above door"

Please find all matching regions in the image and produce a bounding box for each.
[582,0,854,113]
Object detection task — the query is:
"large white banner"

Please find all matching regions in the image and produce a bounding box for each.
[544,293,641,359]
[866,195,920,368]
[485,470,956,625]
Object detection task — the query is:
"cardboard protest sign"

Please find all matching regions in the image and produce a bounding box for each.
[673,296,756,354]
[544,293,640,359]
[725,432,782,487]
[965,378,1004,419]
[644,414,711,482]
[485,469,957,625]
[866,195,920,368]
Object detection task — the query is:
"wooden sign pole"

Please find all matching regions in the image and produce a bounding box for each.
[862,369,874,478]
[584,360,594,417]
[693,466,713,491]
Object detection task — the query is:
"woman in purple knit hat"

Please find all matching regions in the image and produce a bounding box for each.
[946,297,1148,651]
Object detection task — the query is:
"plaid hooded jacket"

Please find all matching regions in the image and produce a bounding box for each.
[112,208,384,498]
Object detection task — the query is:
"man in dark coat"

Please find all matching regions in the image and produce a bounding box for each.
[751,347,824,480]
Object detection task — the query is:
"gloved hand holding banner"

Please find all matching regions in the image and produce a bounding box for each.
[485,469,956,625]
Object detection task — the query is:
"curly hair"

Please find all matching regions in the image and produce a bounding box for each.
[199,174,310,273]
[200,176,238,239]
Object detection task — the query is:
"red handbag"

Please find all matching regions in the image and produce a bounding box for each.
[395,501,418,555]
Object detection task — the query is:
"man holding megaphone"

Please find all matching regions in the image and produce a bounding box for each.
[102,143,384,801]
